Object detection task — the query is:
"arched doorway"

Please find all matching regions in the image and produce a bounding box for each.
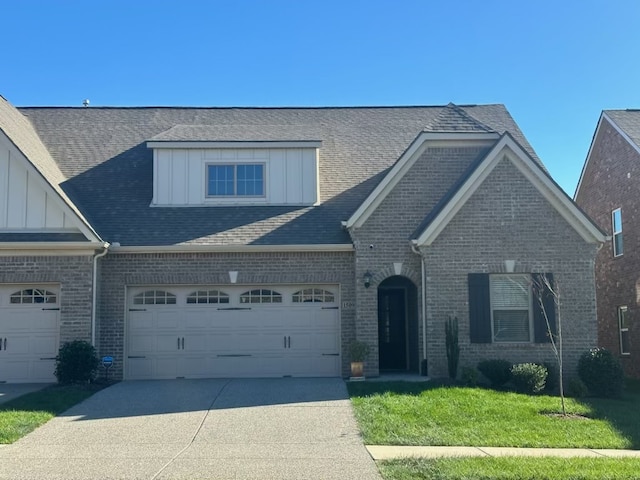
[377,276,419,372]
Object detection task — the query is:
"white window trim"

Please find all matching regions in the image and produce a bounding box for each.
[618,305,630,355]
[205,162,267,199]
[489,274,533,343]
[612,208,623,257]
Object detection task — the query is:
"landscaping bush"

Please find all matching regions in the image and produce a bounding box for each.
[477,359,512,388]
[461,367,478,387]
[55,340,100,384]
[578,348,624,398]
[542,362,557,393]
[566,377,588,398]
[510,363,547,394]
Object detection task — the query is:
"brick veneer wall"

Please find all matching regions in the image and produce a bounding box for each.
[0,255,94,344]
[424,158,598,378]
[351,145,493,376]
[575,119,640,378]
[97,251,355,379]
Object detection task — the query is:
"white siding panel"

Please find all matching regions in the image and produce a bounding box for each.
[26,173,46,228]
[7,157,27,228]
[301,149,318,205]
[269,149,286,204]
[170,150,188,205]
[285,149,303,204]
[0,146,8,227]
[44,193,65,228]
[156,150,171,204]
[187,150,203,204]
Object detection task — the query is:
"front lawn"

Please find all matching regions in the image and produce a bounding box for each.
[348,381,640,449]
[0,384,105,444]
[379,457,640,480]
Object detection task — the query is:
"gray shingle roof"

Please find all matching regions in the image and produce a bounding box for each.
[150,124,323,142]
[14,104,539,247]
[424,103,496,132]
[605,110,640,149]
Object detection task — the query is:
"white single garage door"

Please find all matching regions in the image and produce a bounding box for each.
[0,285,60,383]
[126,285,341,380]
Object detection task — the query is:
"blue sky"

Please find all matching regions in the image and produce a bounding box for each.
[4,0,640,195]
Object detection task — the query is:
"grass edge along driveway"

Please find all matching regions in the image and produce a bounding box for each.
[347,380,640,449]
[0,383,106,444]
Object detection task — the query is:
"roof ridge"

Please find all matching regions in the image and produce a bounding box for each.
[424,103,496,133]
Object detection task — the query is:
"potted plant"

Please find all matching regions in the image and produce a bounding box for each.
[349,340,370,379]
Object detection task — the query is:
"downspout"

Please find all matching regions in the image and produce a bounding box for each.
[411,242,427,373]
[92,243,110,346]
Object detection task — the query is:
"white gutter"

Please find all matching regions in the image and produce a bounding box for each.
[91,243,110,346]
[411,241,427,373]
[0,242,105,250]
[109,243,354,253]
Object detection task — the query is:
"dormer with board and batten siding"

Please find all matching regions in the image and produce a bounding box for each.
[147,125,321,207]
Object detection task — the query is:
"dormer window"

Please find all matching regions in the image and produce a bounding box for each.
[207,164,265,197]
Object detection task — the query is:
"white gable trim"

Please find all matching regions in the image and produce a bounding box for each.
[414,135,606,247]
[344,131,500,229]
[0,131,102,243]
[575,112,640,199]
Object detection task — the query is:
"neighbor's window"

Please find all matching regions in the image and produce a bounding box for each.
[612,208,623,257]
[619,305,630,355]
[207,164,264,197]
[490,274,532,342]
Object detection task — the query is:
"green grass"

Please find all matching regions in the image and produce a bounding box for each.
[378,457,640,480]
[348,380,640,449]
[0,384,105,444]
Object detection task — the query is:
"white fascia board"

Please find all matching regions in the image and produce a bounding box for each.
[109,243,354,254]
[345,131,499,229]
[415,136,606,246]
[147,141,322,149]
[0,242,104,256]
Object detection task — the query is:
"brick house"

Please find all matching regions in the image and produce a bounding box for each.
[575,110,640,378]
[0,96,604,382]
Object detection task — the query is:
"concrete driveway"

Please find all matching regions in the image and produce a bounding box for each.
[0,378,381,480]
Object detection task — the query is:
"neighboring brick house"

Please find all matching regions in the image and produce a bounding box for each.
[575,110,640,378]
[0,95,605,383]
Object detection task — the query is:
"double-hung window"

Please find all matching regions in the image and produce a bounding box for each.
[490,274,532,342]
[618,306,630,355]
[207,164,264,197]
[612,208,623,257]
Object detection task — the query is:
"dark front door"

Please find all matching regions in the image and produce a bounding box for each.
[378,288,407,370]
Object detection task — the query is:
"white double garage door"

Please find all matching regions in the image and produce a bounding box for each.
[0,285,59,383]
[126,284,341,380]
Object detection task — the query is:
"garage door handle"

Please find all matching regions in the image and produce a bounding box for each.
[42,307,60,311]
[128,356,146,359]
[288,336,291,348]
[2,338,5,350]
[217,307,251,311]
[322,353,340,356]
[181,337,185,349]
[217,354,252,357]
[321,306,339,310]
[40,357,56,360]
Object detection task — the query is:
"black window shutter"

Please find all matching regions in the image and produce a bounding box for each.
[532,273,556,343]
[468,273,491,343]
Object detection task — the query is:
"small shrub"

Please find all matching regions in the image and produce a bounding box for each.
[445,316,460,380]
[55,340,100,384]
[461,367,478,387]
[542,362,557,393]
[578,348,624,398]
[510,363,547,394]
[477,359,512,388]
[567,377,589,398]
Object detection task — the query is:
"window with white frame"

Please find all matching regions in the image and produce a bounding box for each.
[207,164,265,197]
[490,274,532,342]
[618,305,630,355]
[612,208,623,257]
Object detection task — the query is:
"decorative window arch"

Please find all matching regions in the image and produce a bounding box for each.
[292,288,335,303]
[10,288,57,304]
[133,290,177,305]
[240,289,282,304]
[186,290,230,304]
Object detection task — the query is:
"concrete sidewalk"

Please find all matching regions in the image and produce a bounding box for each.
[0,378,381,480]
[367,445,640,459]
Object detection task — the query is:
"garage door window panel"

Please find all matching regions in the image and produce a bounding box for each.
[186,290,230,304]
[292,288,335,303]
[240,289,282,304]
[133,290,177,305]
[10,289,57,304]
